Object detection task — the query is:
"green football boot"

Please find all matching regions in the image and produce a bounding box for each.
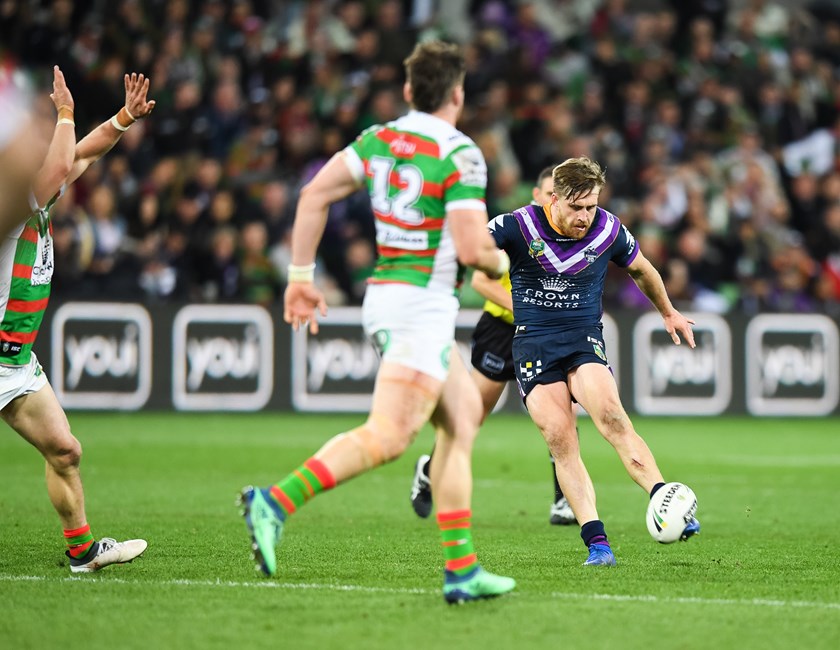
[443,566,516,604]
[238,486,285,577]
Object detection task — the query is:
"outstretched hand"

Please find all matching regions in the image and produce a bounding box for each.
[124,72,155,119]
[284,283,328,335]
[663,311,696,348]
[49,65,73,111]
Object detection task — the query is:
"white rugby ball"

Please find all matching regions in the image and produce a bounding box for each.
[646,482,697,544]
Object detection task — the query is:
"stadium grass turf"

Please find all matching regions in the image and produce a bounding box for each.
[0,413,838,650]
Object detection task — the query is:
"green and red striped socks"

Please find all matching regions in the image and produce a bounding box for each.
[64,524,95,559]
[265,458,336,519]
[437,509,479,576]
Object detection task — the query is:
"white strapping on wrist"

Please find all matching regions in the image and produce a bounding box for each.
[57,118,75,126]
[495,250,510,277]
[124,106,136,121]
[287,262,316,283]
[110,115,130,132]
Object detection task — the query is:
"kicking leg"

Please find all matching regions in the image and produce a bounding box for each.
[569,364,700,540]
[569,364,665,493]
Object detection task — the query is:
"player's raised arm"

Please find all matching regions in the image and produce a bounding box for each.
[471,270,513,311]
[283,151,361,334]
[0,60,44,236]
[626,249,696,348]
[65,72,155,186]
[31,65,76,207]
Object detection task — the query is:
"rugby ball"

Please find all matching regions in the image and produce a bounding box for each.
[646,482,697,544]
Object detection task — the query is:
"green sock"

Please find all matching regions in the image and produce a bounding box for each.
[266,458,336,518]
[64,524,95,559]
[437,509,479,576]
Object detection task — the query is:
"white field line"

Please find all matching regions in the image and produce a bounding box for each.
[1,574,839,611]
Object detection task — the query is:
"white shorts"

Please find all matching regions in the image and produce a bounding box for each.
[0,353,48,411]
[362,283,459,382]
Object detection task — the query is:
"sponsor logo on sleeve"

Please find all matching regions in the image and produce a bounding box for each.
[451,147,487,187]
[31,230,54,286]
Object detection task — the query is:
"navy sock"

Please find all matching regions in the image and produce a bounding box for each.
[650,482,666,498]
[580,520,609,547]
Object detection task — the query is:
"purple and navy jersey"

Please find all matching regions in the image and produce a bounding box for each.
[488,203,639,332]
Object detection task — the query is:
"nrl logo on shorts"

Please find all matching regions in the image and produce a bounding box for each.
[583,247,598,264]
[593,342,607,361]
[528,238,546,258]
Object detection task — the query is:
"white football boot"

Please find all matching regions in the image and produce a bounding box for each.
[68,537,148,573]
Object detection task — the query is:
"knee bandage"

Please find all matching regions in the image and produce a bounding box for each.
[345,414,406,469]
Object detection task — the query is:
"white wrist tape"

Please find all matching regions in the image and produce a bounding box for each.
[495,250,510,277]
[287,262,316,283]
[110,115,129,132]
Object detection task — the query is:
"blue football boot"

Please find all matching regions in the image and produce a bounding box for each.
[583,543,617,566]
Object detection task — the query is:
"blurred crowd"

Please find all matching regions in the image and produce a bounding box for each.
[2,0,840,314]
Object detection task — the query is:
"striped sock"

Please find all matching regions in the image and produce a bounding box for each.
[264,458,336,519]
[64,524,95,559]
[437,510,479,576]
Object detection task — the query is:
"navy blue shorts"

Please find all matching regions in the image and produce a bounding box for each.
[512,324,610,400]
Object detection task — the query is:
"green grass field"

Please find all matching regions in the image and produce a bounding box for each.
[1,413,838,649]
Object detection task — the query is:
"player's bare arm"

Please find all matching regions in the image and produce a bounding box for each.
[471,270,513,311]
[66,72,155,186]
[447,209,509,279]
[31,65,76,207]
[626,251,696,348]
[0,59,41,236]
[284,151,361,334]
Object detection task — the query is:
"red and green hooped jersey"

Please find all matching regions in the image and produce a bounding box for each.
[343,110,488,294]
[0,193,59,366]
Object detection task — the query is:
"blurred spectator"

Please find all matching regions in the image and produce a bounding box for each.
[197,226,240,302]
[82,185,136,297]
[4,0,833,313]
[238,220,281,307]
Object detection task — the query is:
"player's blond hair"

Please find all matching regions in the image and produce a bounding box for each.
[552,157,606,201]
